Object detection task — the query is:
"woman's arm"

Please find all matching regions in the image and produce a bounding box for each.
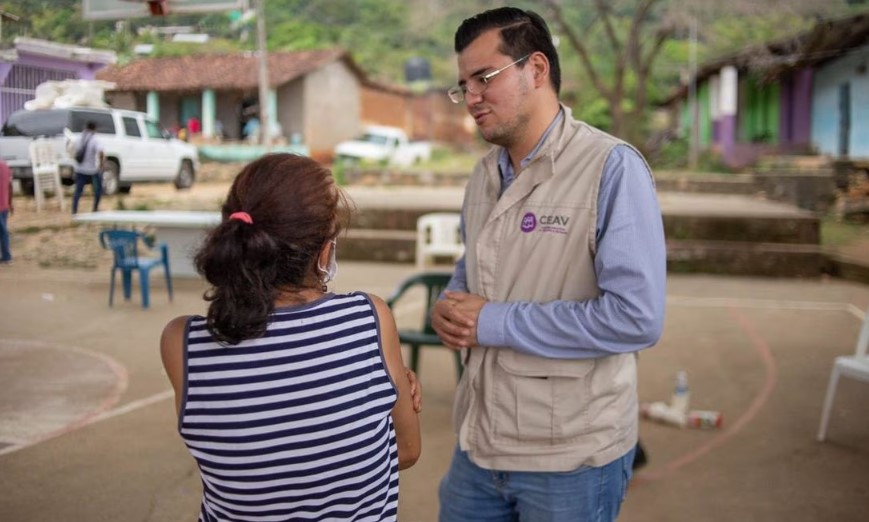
[160,315,189,416]
[370,295,421,470]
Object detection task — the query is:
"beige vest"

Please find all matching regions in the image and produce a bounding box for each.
[455,107,639,471]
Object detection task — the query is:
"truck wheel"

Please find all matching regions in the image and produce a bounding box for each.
[175,160,194,189]
[102,159,121,196]
[119,185,132,194]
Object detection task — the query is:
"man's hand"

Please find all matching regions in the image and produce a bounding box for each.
[405,368,422,413]
[431,291,487,349]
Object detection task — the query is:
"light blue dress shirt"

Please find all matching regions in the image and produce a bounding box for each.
[446,112,667,359]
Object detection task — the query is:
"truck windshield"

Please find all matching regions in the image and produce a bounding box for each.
[0,110,71,137]
[359,132,390,145]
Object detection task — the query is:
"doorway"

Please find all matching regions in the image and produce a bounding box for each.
[838,82,851,157]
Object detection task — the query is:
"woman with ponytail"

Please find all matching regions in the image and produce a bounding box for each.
[159,154,421,522]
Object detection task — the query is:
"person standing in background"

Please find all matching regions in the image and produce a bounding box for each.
[0,158,13,264]
[186,115,201,136]
[70,121,104,214]
[432,7,667,521]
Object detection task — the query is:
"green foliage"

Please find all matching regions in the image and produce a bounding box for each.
[704,14,817,58]
[268,19,337,51]
[150,39,242,57]
[821,216,869,246]
[572,97,612,130]
[649,136,690,170]
[2,0,865,139]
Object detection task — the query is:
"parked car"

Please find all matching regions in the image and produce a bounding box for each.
[334,125,432,167]
[0,107,199,196]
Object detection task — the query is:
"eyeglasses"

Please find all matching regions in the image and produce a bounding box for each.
[447,54,530,104]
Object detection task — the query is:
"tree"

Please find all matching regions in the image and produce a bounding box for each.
[541,0,672,143]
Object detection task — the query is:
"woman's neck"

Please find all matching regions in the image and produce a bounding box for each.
[274,286,327,307]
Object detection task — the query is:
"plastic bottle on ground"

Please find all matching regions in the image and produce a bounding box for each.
[641,401,687,428]
[686,410,723,429]
[670,370,690,415]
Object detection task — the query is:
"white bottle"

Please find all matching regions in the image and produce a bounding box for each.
[670,370,690,415]
[641,401,687,428]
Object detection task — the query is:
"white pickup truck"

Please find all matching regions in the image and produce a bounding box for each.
[334,125,432,167]
[0,106,199,196]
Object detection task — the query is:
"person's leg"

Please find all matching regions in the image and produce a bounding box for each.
[510,447,636,522]
[0,210,10,261]
[91,173,102,212]
[633,440,647,470]
[438,447,515,522]
[71,172,86,214]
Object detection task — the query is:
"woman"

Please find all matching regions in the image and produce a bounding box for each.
[160,154,421,521]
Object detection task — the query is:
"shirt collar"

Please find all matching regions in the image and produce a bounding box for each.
[497,108,564,192]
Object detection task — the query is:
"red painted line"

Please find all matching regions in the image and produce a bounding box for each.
[636,308,778,482]
[1,340,128,454]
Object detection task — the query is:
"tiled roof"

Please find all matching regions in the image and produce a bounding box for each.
[97,48,365,91]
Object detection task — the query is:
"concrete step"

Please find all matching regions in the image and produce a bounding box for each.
[348,206,820,245]
[824,252,869,284]
[666,240,825,278]
[342,229,827,277]
[662,214,819,244]
[338,190,828,277]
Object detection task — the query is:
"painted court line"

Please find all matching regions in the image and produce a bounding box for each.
[2,297,864,461]
[638,297,865,482]
[0,339,129,457]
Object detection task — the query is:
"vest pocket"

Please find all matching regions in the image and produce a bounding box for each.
[491,350,595,445]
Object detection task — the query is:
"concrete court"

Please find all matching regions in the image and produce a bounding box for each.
[1,261,869,521]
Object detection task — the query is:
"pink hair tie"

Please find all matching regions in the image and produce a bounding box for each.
[229,211,253,224]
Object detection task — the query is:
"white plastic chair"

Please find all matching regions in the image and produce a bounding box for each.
[416,212,464,270]
[29,138,66,212]
[817,306,869,441]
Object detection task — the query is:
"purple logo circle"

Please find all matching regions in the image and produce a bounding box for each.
[521,212,537,233]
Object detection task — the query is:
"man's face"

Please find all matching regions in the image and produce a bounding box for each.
[456,29,531,148]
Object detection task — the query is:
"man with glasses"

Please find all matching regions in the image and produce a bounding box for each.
[431,7,666,521]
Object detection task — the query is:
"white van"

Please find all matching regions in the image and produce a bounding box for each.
[0,107,199,195]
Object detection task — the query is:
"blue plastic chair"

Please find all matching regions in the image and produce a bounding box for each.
[99,229,173,309]
[386,271,463,381]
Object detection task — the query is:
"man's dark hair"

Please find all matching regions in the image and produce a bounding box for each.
[455,7,561,95]
[85,121,97,131]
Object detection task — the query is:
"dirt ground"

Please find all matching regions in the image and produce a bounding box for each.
[2,166,869,521]
[6,163,241,271]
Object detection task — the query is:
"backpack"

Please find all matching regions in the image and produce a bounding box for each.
[74,134,90,164]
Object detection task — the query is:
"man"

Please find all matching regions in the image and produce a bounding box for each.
[0,158,12,264]
[71,121,105,214]
[432,7,666,521]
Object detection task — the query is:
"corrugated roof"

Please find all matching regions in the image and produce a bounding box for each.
[97,48,367,91]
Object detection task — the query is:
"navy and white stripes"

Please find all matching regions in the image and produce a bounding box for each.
[181,292,399,521]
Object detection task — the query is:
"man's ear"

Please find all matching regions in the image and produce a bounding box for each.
[530,52,549,88]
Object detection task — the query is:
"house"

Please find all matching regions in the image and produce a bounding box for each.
[97,49,474,160]
[0,37,117,126]
[97,49,365,158]
[664,13,869,169]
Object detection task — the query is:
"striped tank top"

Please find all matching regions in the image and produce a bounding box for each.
[181,292,399,521]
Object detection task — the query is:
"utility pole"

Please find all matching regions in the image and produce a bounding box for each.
[688,17,699,170]
[255,0,270,146]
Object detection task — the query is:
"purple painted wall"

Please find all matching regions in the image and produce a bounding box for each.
[720,115,736,163]
[1,48,112,125]
[778,68,813,150]
[792,68,812,146]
